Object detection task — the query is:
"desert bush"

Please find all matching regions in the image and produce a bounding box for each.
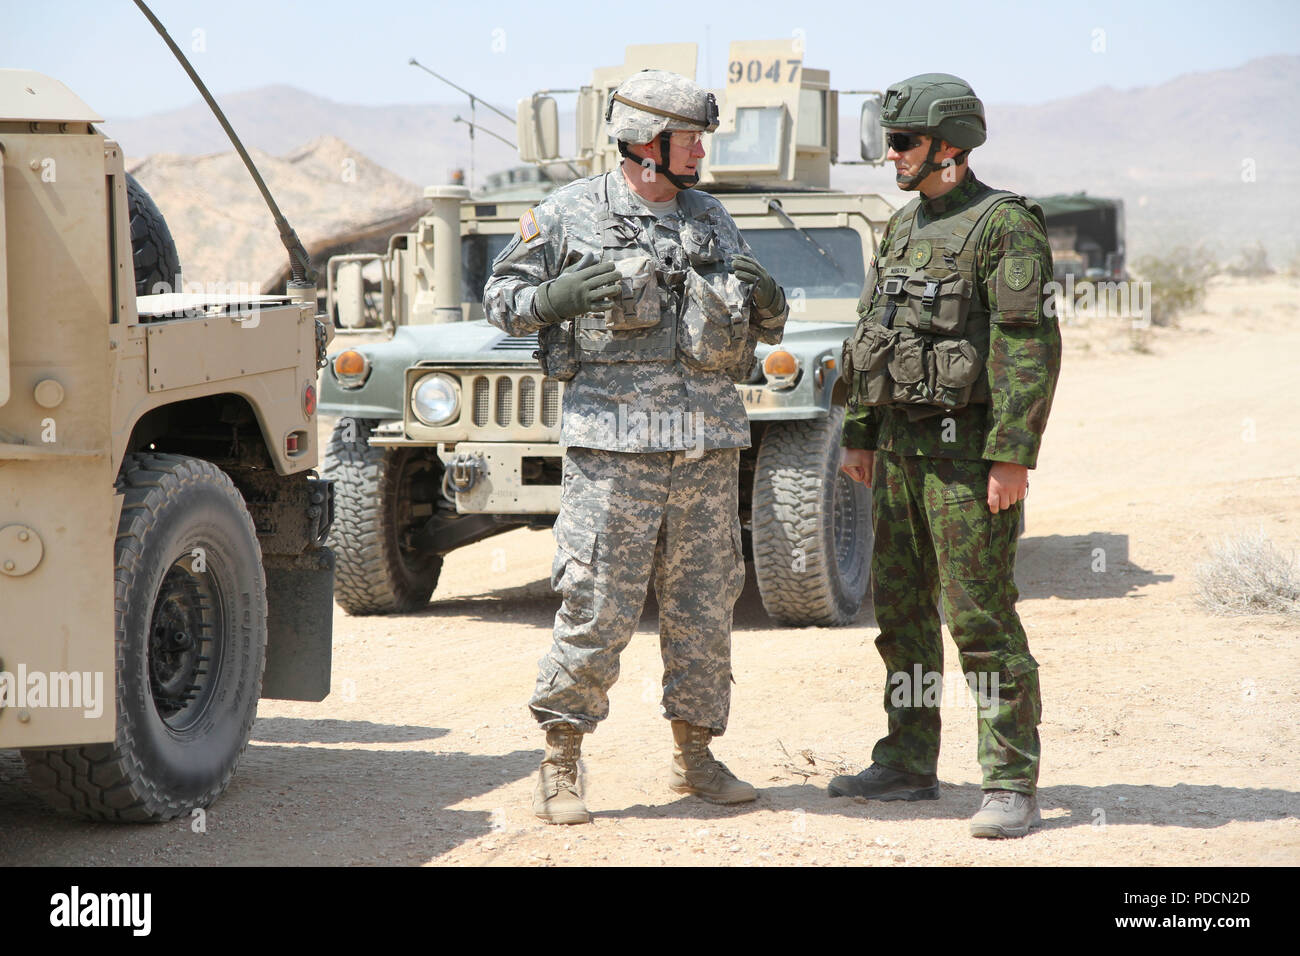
[1133,246,1218,326]
[1195,529,1300,617]
[1224,241,1274,277]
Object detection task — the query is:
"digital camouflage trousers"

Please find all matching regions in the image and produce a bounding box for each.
[530,446,745,735]
[869,451,1042,794]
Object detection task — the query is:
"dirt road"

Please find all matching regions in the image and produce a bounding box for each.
[2,276,1297,866]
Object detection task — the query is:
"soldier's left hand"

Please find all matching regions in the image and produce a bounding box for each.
[987,461,1029,513]
[730,254,779,311]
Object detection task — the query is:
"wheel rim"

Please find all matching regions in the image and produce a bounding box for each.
[392,452,438,579]
[148,554,222,732]
[831,470,864,587]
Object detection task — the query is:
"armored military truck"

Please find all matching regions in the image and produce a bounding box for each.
[0,65,335,821]
[320,41,893,626]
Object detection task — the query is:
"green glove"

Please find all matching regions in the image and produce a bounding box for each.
[730,254,783,313]
[535,254,620,323]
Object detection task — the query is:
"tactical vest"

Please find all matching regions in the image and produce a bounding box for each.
[842,187,1039,414]
[536,174,752,380]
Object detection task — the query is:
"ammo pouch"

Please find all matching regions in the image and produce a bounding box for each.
[536,319,579,381]
[677,268,751,372]
[602,254,661,331]
[676,204,751,371]
[842,323,983,412]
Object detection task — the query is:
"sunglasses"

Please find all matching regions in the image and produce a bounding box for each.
[885,131,927,152]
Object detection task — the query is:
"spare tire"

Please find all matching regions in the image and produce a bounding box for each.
[126,172,182,297]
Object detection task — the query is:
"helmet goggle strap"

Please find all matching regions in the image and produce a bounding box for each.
[897,135,945,190]
[618,133,701,190]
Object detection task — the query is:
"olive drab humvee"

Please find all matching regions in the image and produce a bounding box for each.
[320,40,894,626]
[0,69,335,821]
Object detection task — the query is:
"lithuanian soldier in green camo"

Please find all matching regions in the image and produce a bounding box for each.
[484,69,788,824]
[829,73,1061,838]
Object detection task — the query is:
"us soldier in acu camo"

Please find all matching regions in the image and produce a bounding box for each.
[830,74,1060,838]
[484,70,788,824]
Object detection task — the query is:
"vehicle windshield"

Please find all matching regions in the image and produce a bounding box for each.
[462,226,865,314]
[739,226,865,311]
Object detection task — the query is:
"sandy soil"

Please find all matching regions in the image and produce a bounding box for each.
[2,276,1297,867]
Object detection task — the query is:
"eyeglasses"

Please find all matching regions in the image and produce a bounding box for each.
[885,131,926,152]
[667,130,704,148]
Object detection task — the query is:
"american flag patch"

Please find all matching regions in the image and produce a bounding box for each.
[519,209,540,243]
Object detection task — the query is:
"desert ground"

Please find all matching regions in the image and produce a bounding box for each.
[2,276,1297,866]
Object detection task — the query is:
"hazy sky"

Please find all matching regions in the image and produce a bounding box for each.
[4,0,1298,120]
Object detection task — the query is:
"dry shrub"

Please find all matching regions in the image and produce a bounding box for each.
[1195,529,1300,617]
[1134,246,1218,326]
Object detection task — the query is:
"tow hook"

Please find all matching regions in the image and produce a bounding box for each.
[444,452,486,498]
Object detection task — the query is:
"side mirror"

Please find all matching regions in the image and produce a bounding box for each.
[859,96,885,163]
[516,94,559,162]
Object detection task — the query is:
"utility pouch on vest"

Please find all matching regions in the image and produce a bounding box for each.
[678,268,751,372]
[899,272,974,334]
[536,319,580,381]
[682,217,723,268]
[602,254,661,331]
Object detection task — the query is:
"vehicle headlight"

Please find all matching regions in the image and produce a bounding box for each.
[762,349,800,389]
[411,373,460,426]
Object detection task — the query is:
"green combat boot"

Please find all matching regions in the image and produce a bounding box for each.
[969,790,1041,838]
[668,720,758,805]
[533,725,591,825]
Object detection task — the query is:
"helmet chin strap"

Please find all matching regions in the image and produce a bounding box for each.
[618,138,699,190]
[896,137,944,191]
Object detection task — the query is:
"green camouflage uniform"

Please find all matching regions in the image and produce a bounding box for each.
[485,168,787,735]
[841,170,1060,794]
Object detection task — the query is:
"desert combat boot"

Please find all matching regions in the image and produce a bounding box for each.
[533,724,591,825]
[668,720,758,804]
[969,790,1041,838]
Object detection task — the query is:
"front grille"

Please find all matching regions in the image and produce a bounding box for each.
[541,379,560,427]
[472,376,490,427]
[446,370,560,434]
[494,377,513,426]
[518,376,536,426]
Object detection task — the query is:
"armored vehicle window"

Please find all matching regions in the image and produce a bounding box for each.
[463,234,514,304]
[712,107,784,168]
[738,227,864,303]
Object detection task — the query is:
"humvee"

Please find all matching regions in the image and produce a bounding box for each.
[319,40,894,626]
[0,55,334,821]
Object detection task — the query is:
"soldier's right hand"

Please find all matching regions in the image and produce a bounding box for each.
[535,256,621,323]
[840,448,874,486]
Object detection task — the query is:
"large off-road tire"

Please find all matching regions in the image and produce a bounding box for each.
[126,172,182,296]
[23,453,266,822]
[323,419,443,615]
[751,407,873,627]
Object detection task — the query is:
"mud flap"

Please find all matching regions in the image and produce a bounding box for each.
[261,548,335,701]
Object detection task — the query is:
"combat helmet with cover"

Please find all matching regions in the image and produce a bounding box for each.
[880,72,985,188]
[605,69,719,189]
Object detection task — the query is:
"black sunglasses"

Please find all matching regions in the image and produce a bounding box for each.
[886,131,926,152]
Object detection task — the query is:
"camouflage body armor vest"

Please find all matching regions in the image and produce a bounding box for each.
[842,186,1043,414]
[537,173,752,379]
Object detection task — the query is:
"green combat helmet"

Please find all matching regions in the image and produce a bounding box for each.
[880,72,985,188]
[605,69,719,189]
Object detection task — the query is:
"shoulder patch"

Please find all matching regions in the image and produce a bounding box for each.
[519,209,540,243]
[1003,256,1033,291]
